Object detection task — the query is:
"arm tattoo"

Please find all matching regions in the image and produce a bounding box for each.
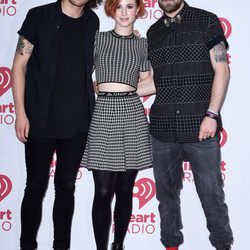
[16,36,25,55]
[16,35,34,55]
[213,41,227,63]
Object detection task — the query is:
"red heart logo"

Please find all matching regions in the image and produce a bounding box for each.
[219,17,232,40]
[219,128,228,148]
[0,67,12,97]
[142,95,150,103]
[133,178,156,209]
[0,175,12,202]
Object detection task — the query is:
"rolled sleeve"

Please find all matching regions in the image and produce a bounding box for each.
[18,9,38,45]
[205,14,228,50]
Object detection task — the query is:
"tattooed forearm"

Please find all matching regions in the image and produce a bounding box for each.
[16,36,25,55]
[213,41,227,63]
[16,35,34,55]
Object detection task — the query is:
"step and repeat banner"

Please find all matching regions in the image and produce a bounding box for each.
[0,0,249,249]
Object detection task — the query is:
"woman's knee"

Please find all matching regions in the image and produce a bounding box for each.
[95,186,114,202]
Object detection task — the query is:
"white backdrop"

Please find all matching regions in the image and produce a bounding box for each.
[0,0,249,249]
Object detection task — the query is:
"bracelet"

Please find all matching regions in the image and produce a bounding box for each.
[207,108,219,116]
[205,110,218,120]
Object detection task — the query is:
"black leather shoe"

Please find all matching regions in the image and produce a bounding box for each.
[111,242,124,250]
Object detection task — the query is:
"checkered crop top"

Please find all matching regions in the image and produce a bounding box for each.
[94,30,151,89]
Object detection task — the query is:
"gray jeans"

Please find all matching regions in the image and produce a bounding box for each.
[152,136,233,249]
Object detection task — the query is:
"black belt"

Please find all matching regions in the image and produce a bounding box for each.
[98,91,137,97]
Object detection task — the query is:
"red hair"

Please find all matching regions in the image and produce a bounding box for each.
[104,0,145,18]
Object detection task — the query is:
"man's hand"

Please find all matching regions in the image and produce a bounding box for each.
[198,116,217,141]
[15,113,30,143]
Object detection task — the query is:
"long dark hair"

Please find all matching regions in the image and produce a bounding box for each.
[86,0,103,9]
[59,0,103,10]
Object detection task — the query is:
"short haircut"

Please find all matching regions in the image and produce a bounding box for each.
[104,0,145,18]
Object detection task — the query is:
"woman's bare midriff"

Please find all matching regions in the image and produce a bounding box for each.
[98,82,136,92]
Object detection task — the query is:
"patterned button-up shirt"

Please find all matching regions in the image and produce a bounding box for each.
[147,1,228,142]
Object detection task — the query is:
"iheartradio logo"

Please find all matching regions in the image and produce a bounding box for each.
[219,128,228,148]
[0,175,12,202]
[142,95,154,117]
[0,0,17,3]
[0,67,12,97]
[219,17,232,40]
[133,178,156,209]
[140,0,163,20]
[142,96,151,103]
[0,0,17,16]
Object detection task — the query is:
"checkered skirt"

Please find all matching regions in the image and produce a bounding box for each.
[81,91,152,171]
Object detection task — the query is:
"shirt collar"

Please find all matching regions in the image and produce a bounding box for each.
[110,30,135,39]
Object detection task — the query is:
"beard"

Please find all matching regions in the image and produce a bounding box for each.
[158,0,183,14]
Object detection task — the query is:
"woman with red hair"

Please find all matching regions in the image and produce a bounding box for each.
[81,0,153,249]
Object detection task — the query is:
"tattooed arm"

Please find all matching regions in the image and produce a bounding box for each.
[12,36,34,142]
[208,41,230,112]
[199,41,230,141]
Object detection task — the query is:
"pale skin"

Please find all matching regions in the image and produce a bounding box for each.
[136,68,155,96]
[12,35,33,143]
[98,0,153,93]
[11,0,87,143]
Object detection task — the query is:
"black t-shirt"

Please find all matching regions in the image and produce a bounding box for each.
[30,12,89,138]
[18,2,99,131]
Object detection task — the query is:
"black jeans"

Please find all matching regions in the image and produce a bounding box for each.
[152,136,233,249]
[20,133,87,250]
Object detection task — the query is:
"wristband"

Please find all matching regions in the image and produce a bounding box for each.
[205,110,218,120]
[207,108,219,116]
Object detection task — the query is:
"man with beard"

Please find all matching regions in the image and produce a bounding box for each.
[146,1,234,249]
[12,0,101,249]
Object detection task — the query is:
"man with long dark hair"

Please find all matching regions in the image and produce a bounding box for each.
[12,0,102,249]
